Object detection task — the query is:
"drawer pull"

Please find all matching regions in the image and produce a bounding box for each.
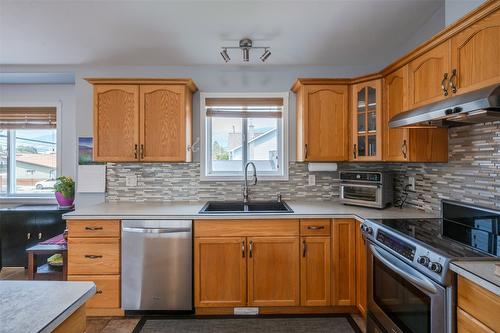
[96,290,103,294]
[307,225,325,230]
[84,255,103,259]
[85,226,103,231]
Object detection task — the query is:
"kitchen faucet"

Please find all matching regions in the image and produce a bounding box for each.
[243,162,257,203]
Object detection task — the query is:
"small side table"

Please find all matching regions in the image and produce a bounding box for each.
[26,244,67,281]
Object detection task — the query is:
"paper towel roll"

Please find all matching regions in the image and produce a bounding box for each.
[307,163,338,172]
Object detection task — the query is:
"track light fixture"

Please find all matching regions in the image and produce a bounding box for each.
[220,38,271,63]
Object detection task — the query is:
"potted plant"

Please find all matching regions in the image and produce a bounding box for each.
[54,176,75,207]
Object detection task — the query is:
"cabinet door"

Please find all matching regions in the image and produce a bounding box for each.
[351,80,382,161]
[408,41,451,109]
[451,10,500,95]
[194,237,246,307]
[300,236,331,306]
[355,221,367,317]
[140,85,188,162]
[1,212,31,267]
[384,67,409,161]
[247,237,300,306]
[332,219,356,306]
[36,210,66,243]
[304,85,348,161]
[93,85,139,162]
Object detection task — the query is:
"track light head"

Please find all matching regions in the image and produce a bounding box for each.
[220,48,230,62]
[260,49,271,62]
[242,48,250,62]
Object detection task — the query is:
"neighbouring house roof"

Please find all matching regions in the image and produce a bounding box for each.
[15,153,56,169]
[230,128,277,154]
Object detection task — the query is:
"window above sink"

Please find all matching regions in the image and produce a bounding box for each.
[200,93,289,181]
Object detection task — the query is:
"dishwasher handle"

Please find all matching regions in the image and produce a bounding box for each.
[123,227,191,234]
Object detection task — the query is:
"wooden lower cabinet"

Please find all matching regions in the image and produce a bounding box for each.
[194,237,247,307]
[332,219,356,306]
[355,220,367,317]
[68,275,120,308]
[248,237,300,306]
[300,236,331,306]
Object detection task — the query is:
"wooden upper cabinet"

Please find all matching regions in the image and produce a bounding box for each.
[351,79,382,161]
[451,9,500,95]
[293,80,349,162]
[408,41,451,110]
[194,237,247,307]
[300,236,331,306]
[383,67,409,162]
[93,85,140,162]
[247,237,300,307]
[87,78,197,162]
[331,219,356,306]
[140,85,191,162]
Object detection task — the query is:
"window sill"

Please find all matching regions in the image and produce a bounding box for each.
[200,175,289,182]
[0,196,57,205]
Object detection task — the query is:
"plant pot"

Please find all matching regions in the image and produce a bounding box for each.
[55,192,74,207]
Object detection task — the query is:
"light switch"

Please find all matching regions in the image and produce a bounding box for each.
[308,174,316,186]
[126,175,137,187]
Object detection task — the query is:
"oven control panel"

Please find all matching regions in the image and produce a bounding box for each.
[376,230,416,261]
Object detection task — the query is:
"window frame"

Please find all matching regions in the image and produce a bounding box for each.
[200,92,289,181]
[0,101,62,200]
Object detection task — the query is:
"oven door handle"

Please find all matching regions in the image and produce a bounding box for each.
[341,183,380,189]
[369,244,438,294]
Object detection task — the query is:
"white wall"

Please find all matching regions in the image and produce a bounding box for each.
[445,0,487,26]
[0,84,77,184]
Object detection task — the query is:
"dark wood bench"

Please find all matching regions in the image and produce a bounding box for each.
[26,244,67,281]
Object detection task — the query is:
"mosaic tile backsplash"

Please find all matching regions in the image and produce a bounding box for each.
[106,121,500,214]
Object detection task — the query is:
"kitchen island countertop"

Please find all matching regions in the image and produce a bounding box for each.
[0,281,95,333]
[63,200,437,221]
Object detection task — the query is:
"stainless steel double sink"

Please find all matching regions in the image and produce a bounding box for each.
[199,201,293,214]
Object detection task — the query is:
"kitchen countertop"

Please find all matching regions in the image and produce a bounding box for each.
[63,200,437,221]
[450,260,500,296]
[0,280,95,333]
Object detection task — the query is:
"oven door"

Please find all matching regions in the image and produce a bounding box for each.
[367,242,446,333]
[340,183,382,208]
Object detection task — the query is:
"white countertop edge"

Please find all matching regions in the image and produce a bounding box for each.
[39,283,96,333]
[450,263,500,297]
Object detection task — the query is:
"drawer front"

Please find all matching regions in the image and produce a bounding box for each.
[68,220,120,238]
[458,276,500,332]
[457,308,494,333]
[68,238,120,275]
[300,219,331,236]
[68,275,120,308]
[194,220,299,237]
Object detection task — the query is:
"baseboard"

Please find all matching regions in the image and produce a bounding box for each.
[86,308,124,317]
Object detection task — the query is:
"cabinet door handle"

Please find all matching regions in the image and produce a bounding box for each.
[304,144,308,159]
[96,290,103,294]
[353,144,357,159]
[38,233,42,240]
[441,73,449,96]
[85,226,103,231]
[241,241,245,258]
[307,225,325,230]
[249,240,253,258]
[134,144,138,159]
[140,144,144,159]
[27,233,31,240]
[302,239,307,257]
[449,69,457,94]
[401,140,408,160]
[84,255,103,259]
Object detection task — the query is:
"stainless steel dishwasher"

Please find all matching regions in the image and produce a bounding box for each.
[121,220,192,311]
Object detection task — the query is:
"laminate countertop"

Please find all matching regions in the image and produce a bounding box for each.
[450,260,500,296]
[63,200,437,221]
[0,280,95,333]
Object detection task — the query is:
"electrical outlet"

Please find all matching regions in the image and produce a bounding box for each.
[408,176,416,191]
[125,175,137,187]
[308,174,316,186]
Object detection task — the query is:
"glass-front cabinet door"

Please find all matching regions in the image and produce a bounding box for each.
[351,79,382,161]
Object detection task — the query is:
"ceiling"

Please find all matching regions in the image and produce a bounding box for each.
[0,0,444,67]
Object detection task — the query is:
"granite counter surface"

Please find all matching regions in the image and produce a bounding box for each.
[0,281,95,333]
[450,260,500,296]
[63,200,437,221]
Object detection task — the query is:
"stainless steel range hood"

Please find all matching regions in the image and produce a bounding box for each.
[389,84,500,128]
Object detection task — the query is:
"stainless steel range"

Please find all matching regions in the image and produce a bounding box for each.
[361,200,499,333]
